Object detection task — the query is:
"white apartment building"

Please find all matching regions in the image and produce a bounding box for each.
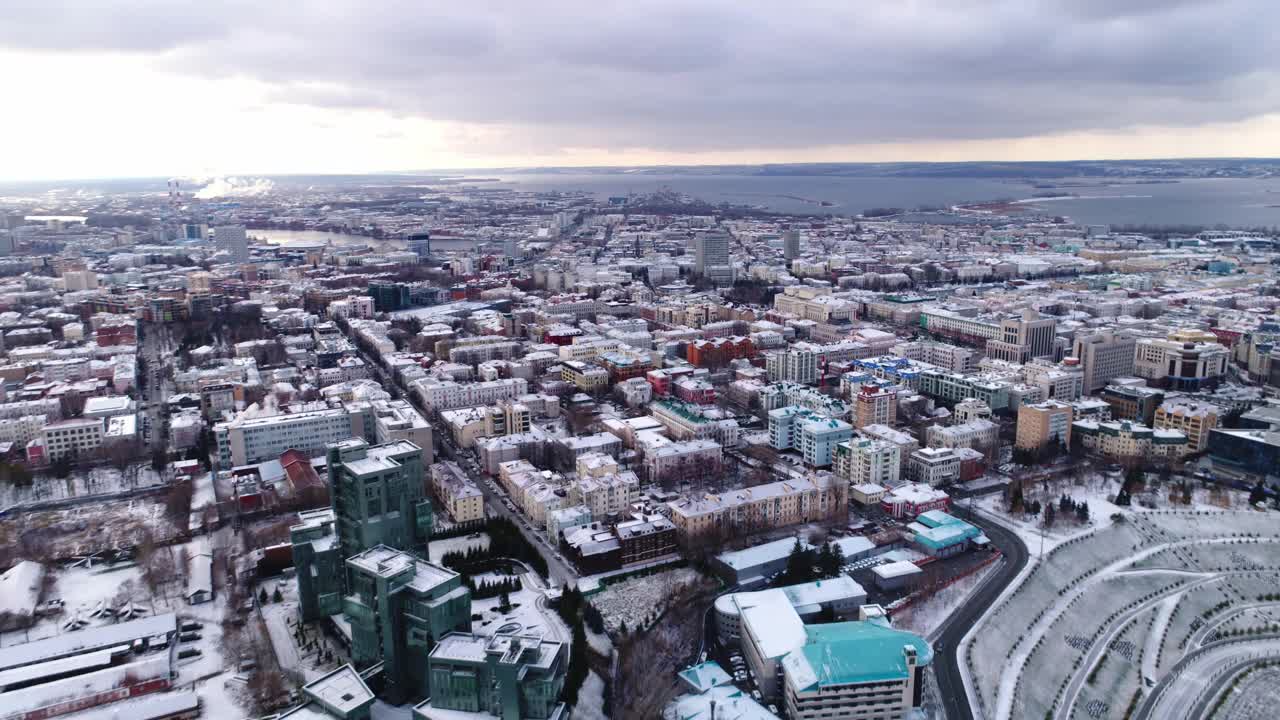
[1071,331,1137,394]
[216,407,355,467]
[1134,338,1229,390]
[43,417,104,460]
[834,437,901,488]
[214,225,250,263]
[908,447,961,486]
[412,377,529,412]
[926,419,999,456]
[0,415,50,448]
[570,471,640,519]
[767,347,819,385]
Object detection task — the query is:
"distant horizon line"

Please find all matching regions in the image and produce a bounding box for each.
[4,156,1280,185]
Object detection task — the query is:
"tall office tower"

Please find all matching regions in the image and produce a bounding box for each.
[1072,331,1137,394]
[767,347,820,385]
[783,230,801,260]
[328,438,433,562]
[181,223,208,241]
[695,229,733,286]
[985,308,1058,363]
[406,229,432,260]
[504,236,520,258]
[213,225,249,263]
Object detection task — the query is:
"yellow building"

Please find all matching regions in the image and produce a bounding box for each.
[1153,398,1219,452]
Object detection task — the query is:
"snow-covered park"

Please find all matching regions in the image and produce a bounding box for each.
[962,501,1280,720]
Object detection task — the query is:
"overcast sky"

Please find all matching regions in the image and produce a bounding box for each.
[3,0,1278,180]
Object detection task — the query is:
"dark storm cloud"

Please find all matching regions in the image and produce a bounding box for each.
[4,0,1277,152]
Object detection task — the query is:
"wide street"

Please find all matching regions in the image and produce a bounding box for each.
[931,507,1030,720]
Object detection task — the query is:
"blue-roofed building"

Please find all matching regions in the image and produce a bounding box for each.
[740,604,933,720]
[908,510,984,558]
[667,661,778,720]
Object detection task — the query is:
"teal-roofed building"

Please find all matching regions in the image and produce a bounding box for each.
[416,630,567,720]
[344,545,472,703]
[780,617,932,720]
[909,510,984,558]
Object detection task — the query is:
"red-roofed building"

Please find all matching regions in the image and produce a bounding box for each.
[281,449,328,509]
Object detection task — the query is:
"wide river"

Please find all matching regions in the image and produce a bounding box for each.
[491,173,1280,228]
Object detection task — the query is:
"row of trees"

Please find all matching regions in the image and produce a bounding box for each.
[776,538,846,587]
[465,575,522,600]
[437,517,549,577]
[554,585,592,707]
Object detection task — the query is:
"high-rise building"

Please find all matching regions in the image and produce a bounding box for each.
[344,545,471,702]
[213,225,249,263]
[1134,338,1229,390]
[368,282,411,312]
[1015,400,1073,452]
[1071,331,1137,394]
[406,229,431,259]
[694,229,733,286]
[783,230,800,260]
[427,631,568,720]
[985,309,1057,363]
[854,385,897,428]
[834,437,901,488]
[767,347,819,385]
[328,438,433,562]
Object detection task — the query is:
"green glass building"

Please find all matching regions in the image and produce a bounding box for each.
[329,438,434,563]
[344,545,472,703]
[418,630,567,720]
[291,507,344,622]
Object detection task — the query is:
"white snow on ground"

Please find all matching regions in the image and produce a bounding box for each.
[1143,593,1182,682]
[0,560,43,619]
[0,464,168,509]
[591,567,703,634]
[893,561,998,640]
[586,626,613,656]
[471,576,570,644]
[198,671,247,718]
[192,471,217,509]
[961,505,1280,720]
[573,671,609,720]
[370,700,415,719]
[259,576,347,684]
[428,533,490,564]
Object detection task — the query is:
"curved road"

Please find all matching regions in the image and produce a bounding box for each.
[932,508,1030,720]
[1135,634,1280,720]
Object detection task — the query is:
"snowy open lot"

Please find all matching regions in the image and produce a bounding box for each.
[0,495,183,561]
[428,533,490,564]
[590,567,704,634]
[962,502,1280,720]
[0,464,168,510]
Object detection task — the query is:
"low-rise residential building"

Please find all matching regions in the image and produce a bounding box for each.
[1071,419,1189,461]
[666,474,846,544]
[430,462,485,524]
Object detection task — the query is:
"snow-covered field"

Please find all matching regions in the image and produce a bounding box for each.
[0,464,168,510]
[962,505,1280,720]
[471,576,570,644]
[590,567,704,634]
[0,496,183,559]
[893,561,997,639]
[428,533,490,564]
